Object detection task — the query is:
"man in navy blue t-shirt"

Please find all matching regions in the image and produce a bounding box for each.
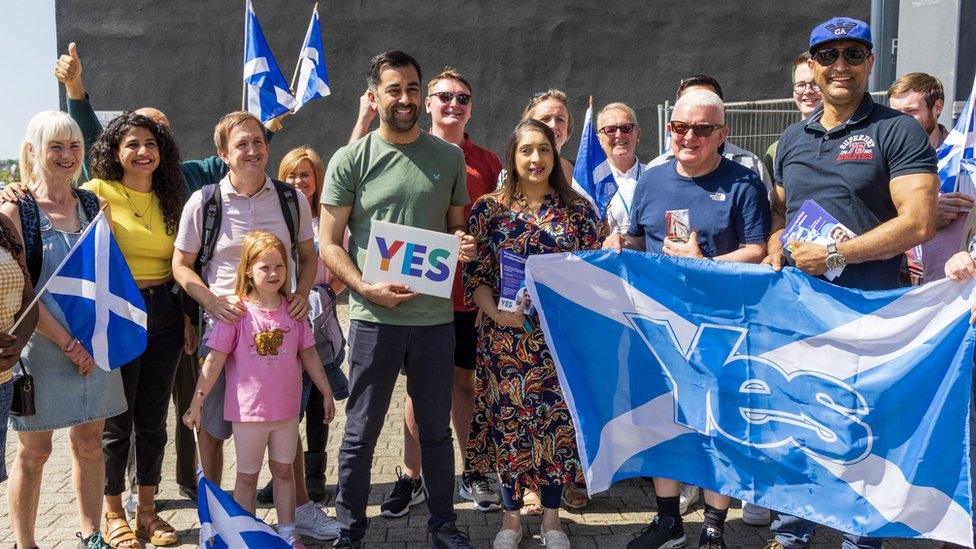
[763,16,938,549]
[605,89,770,549]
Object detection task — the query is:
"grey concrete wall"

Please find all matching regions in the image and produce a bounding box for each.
[56,0,867,168]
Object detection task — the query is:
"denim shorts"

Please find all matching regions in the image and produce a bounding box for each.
[300,347,345,420]
[0,378,13,482]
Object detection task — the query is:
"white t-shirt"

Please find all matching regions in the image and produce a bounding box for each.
[606,158,646,234]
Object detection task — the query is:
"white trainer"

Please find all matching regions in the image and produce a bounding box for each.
[678,484,700,515]
[294,501,340,540]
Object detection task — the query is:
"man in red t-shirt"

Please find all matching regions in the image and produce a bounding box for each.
[350,68,503,516]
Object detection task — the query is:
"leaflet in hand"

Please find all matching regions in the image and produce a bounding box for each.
[498,249,531,313]
[781,199,856,281]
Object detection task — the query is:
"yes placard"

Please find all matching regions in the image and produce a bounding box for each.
[362,220,461,299]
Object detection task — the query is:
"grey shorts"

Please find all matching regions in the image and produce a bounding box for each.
[199,340,232,441]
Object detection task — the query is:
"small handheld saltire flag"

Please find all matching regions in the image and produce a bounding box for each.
[291,3,331,113]
[525,250,975,546]
[244,0,298,122]
[937,71,976,194]
[197,467,291,549]
[571,99,616,220]
[45,211,147,371]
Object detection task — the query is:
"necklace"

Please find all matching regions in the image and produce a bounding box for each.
[119,184,154,230]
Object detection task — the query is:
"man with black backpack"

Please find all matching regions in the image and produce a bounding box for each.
[171,111,317,491]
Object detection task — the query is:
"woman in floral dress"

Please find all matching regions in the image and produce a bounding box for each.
[463,119,603,549]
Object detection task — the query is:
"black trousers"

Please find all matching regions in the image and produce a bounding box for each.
[335,320,456,539]
[102,283,184,495]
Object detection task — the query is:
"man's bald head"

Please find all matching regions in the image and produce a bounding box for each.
[134,107,170,130]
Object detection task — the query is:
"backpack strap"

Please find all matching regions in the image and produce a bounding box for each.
[18,194,42,288]
[272,179,301,256]
[195,183,222,275]
[75,188,101,222]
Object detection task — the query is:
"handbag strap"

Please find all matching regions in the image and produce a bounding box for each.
[17,358,27,375]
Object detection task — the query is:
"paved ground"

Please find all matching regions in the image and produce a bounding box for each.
[0,300,946,548]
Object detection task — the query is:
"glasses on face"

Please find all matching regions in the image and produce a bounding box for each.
[792,81,821,94]
[813,47,870,67]
[598,123,638,136]
[669,121,723,138]
[428,91,471,105]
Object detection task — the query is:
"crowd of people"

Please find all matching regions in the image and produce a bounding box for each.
[0,13,971,549]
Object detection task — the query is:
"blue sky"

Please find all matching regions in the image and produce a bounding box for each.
[0,1,57,159]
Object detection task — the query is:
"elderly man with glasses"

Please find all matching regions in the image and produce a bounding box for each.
[597,102,648,233]
[604,89,770,549]
[762,17,938,549]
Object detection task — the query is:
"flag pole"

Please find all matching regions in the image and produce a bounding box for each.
[192,427,206,482]
[241,0,248,111]
[9,206,108,333]
[290,2,318,93]
[588,95,593,110]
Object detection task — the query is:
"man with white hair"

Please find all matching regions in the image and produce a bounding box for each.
[597,102,647,233]
[604,89,770,549]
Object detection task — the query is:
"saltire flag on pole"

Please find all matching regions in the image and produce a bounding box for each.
[937,71,976,194]
[571,98,617,221]
[244,0,297,122]
[197,467,291,548]
[525,250,976,546]
[44,211,147,371]
[291,2,331,113]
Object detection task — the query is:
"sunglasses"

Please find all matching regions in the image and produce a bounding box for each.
[598,123,638,136]
[792,81,821,94]
[669,121,723,138]
[813,47,870,67]
[428,92,471,105]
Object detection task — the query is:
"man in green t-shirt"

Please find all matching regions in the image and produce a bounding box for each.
[319,50,475,549]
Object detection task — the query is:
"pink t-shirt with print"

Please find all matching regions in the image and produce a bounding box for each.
[206,300,315,422]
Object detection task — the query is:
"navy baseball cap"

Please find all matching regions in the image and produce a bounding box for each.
[809,17,873,54]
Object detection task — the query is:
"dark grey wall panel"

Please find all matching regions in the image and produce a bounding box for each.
[56,0,868,168]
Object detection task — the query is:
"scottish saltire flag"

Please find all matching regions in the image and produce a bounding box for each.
[244,0,297,122]
[197,468,290,549]
[45,212,146,371]
[525,250,976,546]
[938,72,976,194]
[571,103,616,220]
[292,4,331,113]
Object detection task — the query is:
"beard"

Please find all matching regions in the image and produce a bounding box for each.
[380,104,419,133]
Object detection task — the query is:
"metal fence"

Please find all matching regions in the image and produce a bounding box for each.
[657,91,888,157]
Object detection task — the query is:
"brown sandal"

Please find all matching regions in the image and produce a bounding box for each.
[102,511,140,549]
[135,504,178,547]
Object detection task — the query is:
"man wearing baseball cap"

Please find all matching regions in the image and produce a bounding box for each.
[762,16,938,549]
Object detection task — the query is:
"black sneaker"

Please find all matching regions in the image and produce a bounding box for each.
[256,478,274,504]
[428,522,473,548]
[332,537,362,549]
[458,473,501,512]
[380,466,425,518]
[627,515,687,548]
[698,526,726,549]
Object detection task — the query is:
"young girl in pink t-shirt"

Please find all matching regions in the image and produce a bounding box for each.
[183,230,335,548]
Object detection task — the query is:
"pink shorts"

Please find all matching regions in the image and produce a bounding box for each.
[231,417,299,475]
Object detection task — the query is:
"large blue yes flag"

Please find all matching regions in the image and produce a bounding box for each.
[571,103,616,221]
[244,0,297,122]
[525,250,976,546]
[45,212,147,371]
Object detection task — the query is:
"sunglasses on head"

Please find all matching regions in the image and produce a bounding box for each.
[813,46,870,67]
[598,123,638,136]
[669,121,723,138]
[428,91,471,105]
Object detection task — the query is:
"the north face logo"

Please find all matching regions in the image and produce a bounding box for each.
[825,21,857,36]
[836,134,876,161]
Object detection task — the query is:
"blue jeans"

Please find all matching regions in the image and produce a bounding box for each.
[0,378,13,482]
[771,514,882,549]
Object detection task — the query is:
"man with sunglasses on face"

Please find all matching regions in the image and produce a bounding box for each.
[604,89,770,549]
[762,17,938,549]
[598,102,649,234]
[649,75,774,198]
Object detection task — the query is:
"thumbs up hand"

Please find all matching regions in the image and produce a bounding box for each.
[54,42,85,99]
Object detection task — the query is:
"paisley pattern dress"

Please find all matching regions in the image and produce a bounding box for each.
[463,190,602,496]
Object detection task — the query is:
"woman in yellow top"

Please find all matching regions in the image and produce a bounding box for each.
[84,112,191,549]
